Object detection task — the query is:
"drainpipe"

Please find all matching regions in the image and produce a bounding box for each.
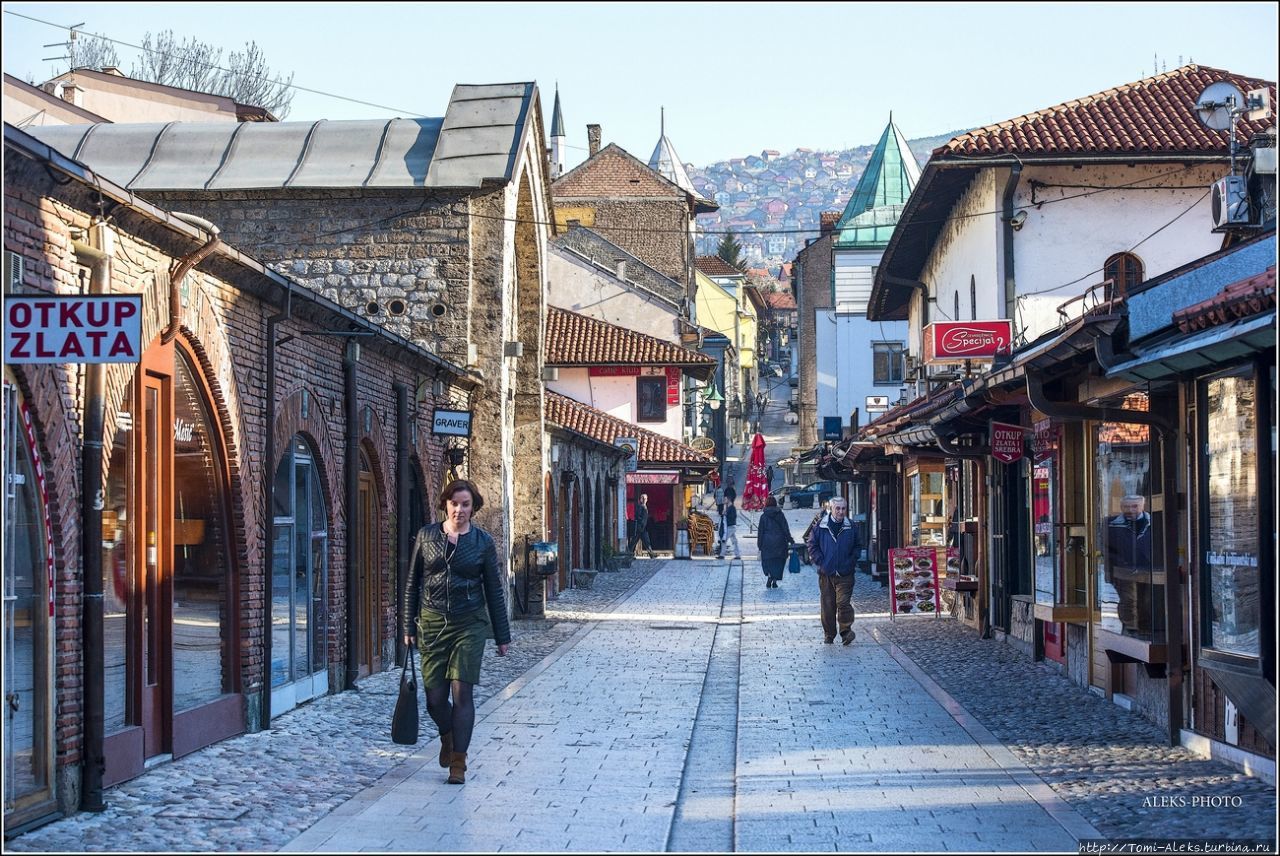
[1001,164,1022,322]
[261,282,293,728]
[394,382,411,668]
[1026,373,1183,746]
[73,232,110,813]
[163,214,221,344]
[345,341,361,690]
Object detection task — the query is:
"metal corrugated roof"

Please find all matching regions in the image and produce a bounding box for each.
[27,82,537,191]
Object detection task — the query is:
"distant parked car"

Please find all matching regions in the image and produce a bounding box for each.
[785,480,838,509]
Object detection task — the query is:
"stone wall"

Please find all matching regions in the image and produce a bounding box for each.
[553,198,690,288]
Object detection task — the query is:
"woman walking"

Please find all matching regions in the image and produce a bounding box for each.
[756,495,794,588]
[401,479,511,785]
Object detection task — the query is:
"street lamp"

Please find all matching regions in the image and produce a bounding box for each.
[702,382,723,410]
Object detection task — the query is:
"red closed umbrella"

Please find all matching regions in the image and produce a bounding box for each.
[742,432,768,510]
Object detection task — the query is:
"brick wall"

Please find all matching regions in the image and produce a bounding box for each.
[553,198,690,288]
[4,157,455,813]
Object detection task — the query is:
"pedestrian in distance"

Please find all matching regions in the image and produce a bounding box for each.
[628,493,656,559]
[806,496,860,646]
[714,483,726,518]
[766,464,775,491]
[717,496,742,560]
[756,495,794,588]
[401,479,511,785]
[723,482,736,507]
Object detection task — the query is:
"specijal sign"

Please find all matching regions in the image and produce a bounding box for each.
[923,321,1013,364]
[6,295,143,364]
[431,409,472,437]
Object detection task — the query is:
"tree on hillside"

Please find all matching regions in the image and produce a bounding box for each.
[129,30,295,118]
[717,231,748,272]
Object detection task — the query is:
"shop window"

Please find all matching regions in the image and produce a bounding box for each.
[873,343,904,386]
[1104,252,1144,296]
[637,376,666,422]
[908,465,944,546]
[1199,368,1260,661]
[271,437,329,689]
[3,376,54,818]
[1094,389,1164,639]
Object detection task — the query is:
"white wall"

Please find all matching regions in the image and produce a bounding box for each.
[833,248,882,312]
[817,311,909,431]
[548,368,685,441]
[548,249,680,343]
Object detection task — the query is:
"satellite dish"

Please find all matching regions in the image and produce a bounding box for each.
[1195,81,1246,131]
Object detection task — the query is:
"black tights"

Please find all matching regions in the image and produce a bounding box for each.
[425,680,475,753]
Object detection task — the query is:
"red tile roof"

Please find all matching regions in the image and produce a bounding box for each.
[545,306,715,372]
[695,255,743,277]
[545,391,716,467]
[1173,266,1276,333]
[1096,393,1151,445]
[940,65,1276,157]
[552,143,685,199]
[764,291,796,310]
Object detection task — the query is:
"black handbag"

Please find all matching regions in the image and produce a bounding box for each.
[391,645,419,745]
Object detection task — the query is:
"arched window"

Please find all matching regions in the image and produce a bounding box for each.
[271,436,329,705]
[1104,253,1144,295]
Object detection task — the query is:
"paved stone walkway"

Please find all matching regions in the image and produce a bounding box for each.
[5,560,664,853]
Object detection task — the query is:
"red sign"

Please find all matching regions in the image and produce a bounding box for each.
[588,366,681,406]
[990,421,1026,463]
[626,471,679,485]
[923,321,1013,364]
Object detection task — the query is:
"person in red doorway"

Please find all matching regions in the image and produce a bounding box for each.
[628,493,656,559]
[401,479,510,785]
[806,496,860,645]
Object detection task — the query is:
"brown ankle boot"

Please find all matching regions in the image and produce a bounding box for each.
[438,732,453,769]
[447,751,467,785]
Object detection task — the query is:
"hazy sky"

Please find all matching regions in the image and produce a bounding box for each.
[4,2,1277,170]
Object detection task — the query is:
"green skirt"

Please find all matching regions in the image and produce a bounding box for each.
[417,607,491,688]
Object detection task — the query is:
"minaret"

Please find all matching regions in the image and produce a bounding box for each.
[549,85,566,179]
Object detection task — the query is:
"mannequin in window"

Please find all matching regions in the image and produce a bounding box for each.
[1105,495,1153,635]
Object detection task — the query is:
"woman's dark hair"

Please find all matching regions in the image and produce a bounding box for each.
[437,478,484,512]
[765,495,778,508]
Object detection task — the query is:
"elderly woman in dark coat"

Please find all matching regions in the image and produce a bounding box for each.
[756,495,794,588]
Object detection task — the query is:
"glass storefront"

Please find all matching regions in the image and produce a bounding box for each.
[908,463,945,546]
[1094,390,1164,639]
[1199,368,1260,660]
[271,437,329,699]
[1032,452,1057,607]
[3,376,54,821]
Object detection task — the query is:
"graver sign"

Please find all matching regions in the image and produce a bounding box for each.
[6,295,143,364]
[431,409,472,437]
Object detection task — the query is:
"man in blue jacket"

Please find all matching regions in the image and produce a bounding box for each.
[806,496,860,645]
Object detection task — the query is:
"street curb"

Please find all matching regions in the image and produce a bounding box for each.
[281,561,668,852]
[871,625,1103,844]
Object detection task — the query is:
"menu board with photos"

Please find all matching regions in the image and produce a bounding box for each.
[889,547,954,616]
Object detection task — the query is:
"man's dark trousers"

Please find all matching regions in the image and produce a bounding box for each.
[818,573,855,641]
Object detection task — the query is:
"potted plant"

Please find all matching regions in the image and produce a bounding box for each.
[602,543,620,572]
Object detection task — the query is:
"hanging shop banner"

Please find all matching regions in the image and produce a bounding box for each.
[923,321,1013,365]
[626,471,679,485]
[888,547,944,616]
[990,421,1027,463]
[5,294,143,364]
[432,409,472,437]
[588,366,681,405]
[614,437,639,472]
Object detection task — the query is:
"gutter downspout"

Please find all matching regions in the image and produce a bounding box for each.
[261,282,293,728]
[345,342,361,691]
[394,382,411,668]
[1001,164,1022,323]
[1026,373,1184,746]
[163,214,221,344]
[74,233,110,813]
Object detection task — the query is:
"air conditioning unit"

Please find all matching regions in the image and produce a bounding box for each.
[1211,175,1251,230]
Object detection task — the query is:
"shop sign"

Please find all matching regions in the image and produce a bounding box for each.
[590,365,681,405]
[614,437,639,472]
[431,409,472,437]
[5,294,143,364]
[888,547,955,616]
[626,471,678,485]
[866,395,890,413]
[823,416,844,441]
[1033,421,1060,455]
[990,421,1026,463]
[923,321,1013,365]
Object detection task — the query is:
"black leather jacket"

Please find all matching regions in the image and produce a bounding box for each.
[400,523,511,645]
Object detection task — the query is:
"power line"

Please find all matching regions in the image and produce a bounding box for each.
[4,10,430,118]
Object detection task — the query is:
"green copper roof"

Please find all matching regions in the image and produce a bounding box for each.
[834,118,921,249]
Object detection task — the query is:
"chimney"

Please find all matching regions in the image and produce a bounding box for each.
[100,66,125,76]
[60,82,83,107]
[587,124,601,158]
[819,211,841,237]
